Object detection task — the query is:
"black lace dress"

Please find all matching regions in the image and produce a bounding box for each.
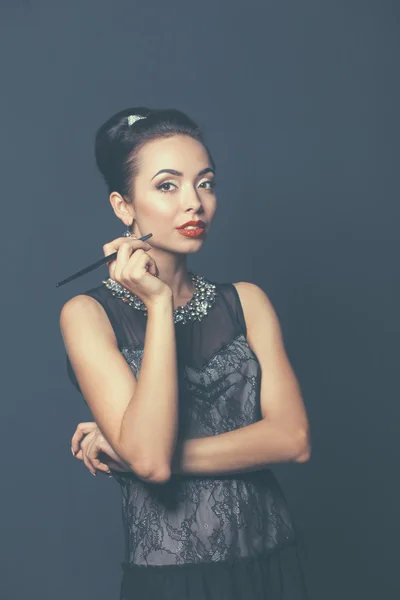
[66,279,310,600]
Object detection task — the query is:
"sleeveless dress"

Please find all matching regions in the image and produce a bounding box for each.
[65,279,310,600]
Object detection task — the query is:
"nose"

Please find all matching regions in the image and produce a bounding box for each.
[182,184,204,213]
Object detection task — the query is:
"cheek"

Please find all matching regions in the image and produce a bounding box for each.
[140,192,176,221]
[209,200,217,215]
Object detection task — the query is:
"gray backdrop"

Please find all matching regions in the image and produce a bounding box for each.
[1,1,398,599]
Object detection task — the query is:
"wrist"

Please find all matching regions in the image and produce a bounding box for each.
[147,295,173,314]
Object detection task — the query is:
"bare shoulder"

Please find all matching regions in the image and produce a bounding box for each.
[232,281,277,323]
[60,293,102,325]
[61,293,101,314]
[231,282,281,345]
[232,281,271,303]
[60,294,117,346]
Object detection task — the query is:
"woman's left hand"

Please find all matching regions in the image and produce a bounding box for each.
[71,421,131,475]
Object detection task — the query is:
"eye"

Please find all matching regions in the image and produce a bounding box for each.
[199,179,217,190]
[156,181,176,193]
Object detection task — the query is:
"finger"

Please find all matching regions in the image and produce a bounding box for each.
[146,255,159,277]
[91,456,112,474]
[71,430,94,456]
[80,434,98,476]
[114,244,148,284]
[82,447,97,476]
[121,250,158,286]
[131,251,159,278]
[86,437,111,474]
[71,422,97,455]
[103,238,152,281]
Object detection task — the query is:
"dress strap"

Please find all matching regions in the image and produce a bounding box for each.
[229,283,247,337]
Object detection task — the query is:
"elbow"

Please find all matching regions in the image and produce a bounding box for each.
[128,458,171,484]
[293,429,312,463]
[117,432,171,483]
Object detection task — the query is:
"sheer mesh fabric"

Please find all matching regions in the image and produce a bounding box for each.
[65,280,309,599]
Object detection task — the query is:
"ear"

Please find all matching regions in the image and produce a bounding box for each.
[109,191,135,228]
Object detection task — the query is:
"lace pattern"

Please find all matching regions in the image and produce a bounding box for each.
[113,470,296,567]
[122,334,262,439]
[113,334,296,566]
[65,283,299,569]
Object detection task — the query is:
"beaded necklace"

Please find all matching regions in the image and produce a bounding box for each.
[101,270,217,324]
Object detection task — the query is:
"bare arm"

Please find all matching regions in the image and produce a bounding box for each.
[60,294,178,483]
[170,421,309,477]
[74,417,308,478]
[69,281,311,480]
[172,281,311,476]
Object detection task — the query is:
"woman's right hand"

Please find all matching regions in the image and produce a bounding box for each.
[103,235,172,309]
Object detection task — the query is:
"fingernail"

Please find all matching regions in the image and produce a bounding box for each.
[91,471,96,476]
[71,447,75,456]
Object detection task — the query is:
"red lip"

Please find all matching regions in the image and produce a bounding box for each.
[177,220,206,229]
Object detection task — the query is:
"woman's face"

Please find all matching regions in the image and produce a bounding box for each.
[131,134,217,253]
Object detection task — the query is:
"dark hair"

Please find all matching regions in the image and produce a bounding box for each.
[94,107,215,200]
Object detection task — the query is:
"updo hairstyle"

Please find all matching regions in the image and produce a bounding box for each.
[94,106,215,202]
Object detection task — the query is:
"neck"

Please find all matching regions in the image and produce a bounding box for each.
[146,252,195,300]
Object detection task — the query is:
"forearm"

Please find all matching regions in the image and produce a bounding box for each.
[119,298,179,477]
[171,419,310,476]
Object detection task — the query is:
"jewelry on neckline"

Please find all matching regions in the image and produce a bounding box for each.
[101,270,217,324]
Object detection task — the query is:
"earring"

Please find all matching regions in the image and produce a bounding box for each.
[123,222,135,238]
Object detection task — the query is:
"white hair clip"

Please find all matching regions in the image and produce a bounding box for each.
[127,114,147,126]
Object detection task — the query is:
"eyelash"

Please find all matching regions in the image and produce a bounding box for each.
[156,180,217,193]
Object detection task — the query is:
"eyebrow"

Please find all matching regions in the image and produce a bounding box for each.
[151,167,215,180]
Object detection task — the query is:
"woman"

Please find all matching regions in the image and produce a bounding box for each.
[60,106,311,600]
